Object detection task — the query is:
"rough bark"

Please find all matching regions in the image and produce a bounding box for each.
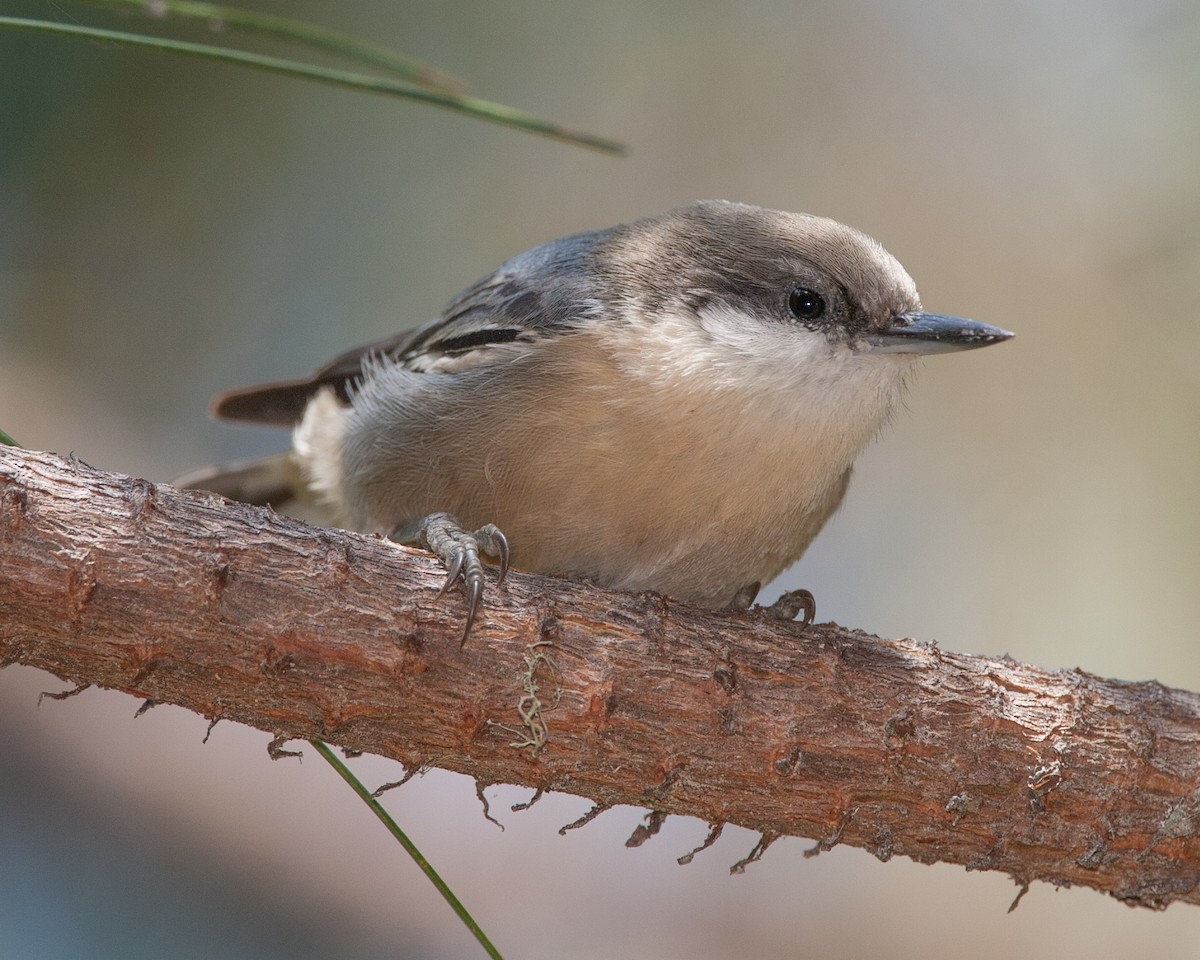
[2,446,1199,908]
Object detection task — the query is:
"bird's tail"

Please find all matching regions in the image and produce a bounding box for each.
[174,453,344,528]
[173,453,301,508]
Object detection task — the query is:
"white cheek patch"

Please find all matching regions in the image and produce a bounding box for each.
[613,301,918,452]
[694,302,834,370]
[603,301,830,392]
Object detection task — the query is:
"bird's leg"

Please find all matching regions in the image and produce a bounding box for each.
[391,513,510,644]
[727,581,761,611]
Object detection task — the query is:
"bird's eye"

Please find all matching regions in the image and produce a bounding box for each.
[788,287,826,322]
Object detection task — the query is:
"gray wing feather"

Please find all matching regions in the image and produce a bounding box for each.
[212,224,617,425]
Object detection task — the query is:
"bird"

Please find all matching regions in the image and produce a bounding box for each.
[179,201,1012,638]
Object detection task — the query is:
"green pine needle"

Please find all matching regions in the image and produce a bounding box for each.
[71,0,468,93]
[310,741,506,960]
[0,16,625,154]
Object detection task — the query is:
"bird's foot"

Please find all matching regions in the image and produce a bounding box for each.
[765,588,815,625]
[394,513,509,643]
[728,582,816,625]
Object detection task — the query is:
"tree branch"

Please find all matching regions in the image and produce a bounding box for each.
[2,447,1199,908]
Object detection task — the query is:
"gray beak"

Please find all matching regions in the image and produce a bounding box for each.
[861,312,1014,355]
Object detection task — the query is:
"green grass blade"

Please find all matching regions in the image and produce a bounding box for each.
[0,429,19,447]
[0,17,626,154]
[71,0,467,93]
[309,741,506,960]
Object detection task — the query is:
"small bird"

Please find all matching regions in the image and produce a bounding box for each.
[180,201,1012,637]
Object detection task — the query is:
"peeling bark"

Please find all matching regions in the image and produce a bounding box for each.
[2,447,1199,908]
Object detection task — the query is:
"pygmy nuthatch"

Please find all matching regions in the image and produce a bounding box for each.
[181,201,1013,637]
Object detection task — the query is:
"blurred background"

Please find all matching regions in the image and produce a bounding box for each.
[3,0,1199,957]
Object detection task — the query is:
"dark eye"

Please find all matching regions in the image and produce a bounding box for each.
[788,286,826,322]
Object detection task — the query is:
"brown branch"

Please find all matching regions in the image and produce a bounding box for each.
[2,446,1199,908]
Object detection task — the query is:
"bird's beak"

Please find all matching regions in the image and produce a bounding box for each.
[859,312,1014,355]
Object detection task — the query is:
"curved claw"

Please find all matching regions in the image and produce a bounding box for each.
[490,528,511,586]
[438,546,465,598]
[460,573,484,645]
[796,590,816,626]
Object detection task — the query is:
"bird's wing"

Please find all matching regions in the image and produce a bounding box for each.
[211,226,614,426]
